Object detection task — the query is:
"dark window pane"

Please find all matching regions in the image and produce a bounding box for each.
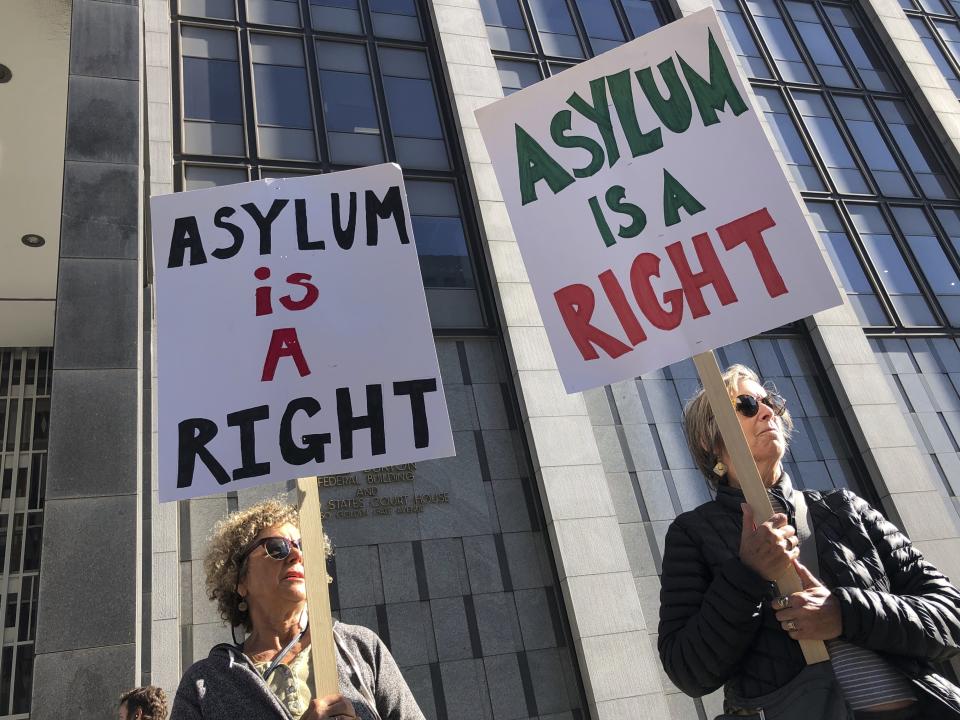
[877,99,956,199]
[807,202,888,325]
[370,0,420,39]
[31,399,49,452]
[497,58,542,94]
[183,57,243,123]
[380,48,447,169]
[747,0,813,82]
[4,595,16,630]
[184,165,248,190]
[622,0,661,37]
[408,181,474,289]
[834,96,912,197]
[793,91,869,193]
[574,0,625,53]
[919,0,950,13]
[310,0,363,34]
[383,78,442,137]
[22,515,41,573]
[479,0,532,51]
[785,1,853,87]
[247,0,301,26]
[180,0,236,18]
[9,515,23,574]
[715,0,771,78]
[753,87,824,190]
[824,6,895,91]
[528,0,584,56]
[850,205,936,325]
[253,65,312,128]
[319,71,379,133]
[891,206,960,326]
[12,645,32,714]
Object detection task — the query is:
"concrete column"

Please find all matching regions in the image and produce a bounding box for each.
[425,3,669,717]
[143,0,181,693]
[32,0,144,717]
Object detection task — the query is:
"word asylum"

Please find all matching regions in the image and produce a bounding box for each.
[165,184,410,268]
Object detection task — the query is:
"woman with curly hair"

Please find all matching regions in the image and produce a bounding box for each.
[119,686,168,720]
[171,498,425,720]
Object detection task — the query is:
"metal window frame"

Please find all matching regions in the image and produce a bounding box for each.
[170,0,499,336]
[0,348,50,719]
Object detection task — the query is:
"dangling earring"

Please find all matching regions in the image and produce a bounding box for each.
[238,597,248,612]
[713,461,727,477]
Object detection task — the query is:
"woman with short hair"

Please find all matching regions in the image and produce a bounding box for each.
[658,364,960,719]
[171,498,425,720]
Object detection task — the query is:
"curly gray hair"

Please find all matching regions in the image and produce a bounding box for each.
[203,498,331,631]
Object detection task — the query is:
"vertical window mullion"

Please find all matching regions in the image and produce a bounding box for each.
[366,41,398,162]
[300,0,333,171]
[236,24,262,165]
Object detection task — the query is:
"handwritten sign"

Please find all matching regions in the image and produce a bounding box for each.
[152,164,455,502]
[476,8,842,393]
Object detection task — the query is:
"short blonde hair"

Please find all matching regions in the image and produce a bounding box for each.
[204,498,329,631]
[683,364,793,487]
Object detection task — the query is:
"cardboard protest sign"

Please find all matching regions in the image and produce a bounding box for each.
[476,8,842,394]
[151,164,455,502]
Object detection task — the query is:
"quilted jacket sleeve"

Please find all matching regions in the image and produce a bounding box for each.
[833,491,960,662]
[657,516,773,697]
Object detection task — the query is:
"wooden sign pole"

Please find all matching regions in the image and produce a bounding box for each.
[692,351,829,665]
[296,476,341,696]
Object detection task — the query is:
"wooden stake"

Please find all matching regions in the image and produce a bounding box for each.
[296,476,341,696]
[692,351,829,665]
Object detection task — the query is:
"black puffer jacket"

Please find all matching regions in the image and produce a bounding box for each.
[658,480,960,715]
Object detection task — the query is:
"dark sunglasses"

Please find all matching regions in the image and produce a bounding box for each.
[734,393,787,418]
[238,536,302,565]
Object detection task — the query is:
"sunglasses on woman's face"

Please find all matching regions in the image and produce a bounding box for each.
[734,393,787,418]
[239,536,302,564]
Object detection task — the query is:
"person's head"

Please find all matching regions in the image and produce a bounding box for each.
[118,686,167,720]
[204,498,331,633]
[683,364,793,488]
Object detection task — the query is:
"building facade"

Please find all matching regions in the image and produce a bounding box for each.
[4,0,960,716]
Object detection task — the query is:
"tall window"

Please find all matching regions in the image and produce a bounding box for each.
[173,0,485,329]
[0,349,50,718]
[480,0,667,90]
[717,0,960,505]
[715,0,960,332]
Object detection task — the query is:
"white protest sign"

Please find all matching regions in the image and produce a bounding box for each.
[477,8,842,394]
[152,164,455,502]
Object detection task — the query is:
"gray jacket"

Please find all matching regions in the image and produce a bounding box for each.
[171,622,426,720]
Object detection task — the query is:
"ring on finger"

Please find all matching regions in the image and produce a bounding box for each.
[785,620,798,632]
[774,595,790,610]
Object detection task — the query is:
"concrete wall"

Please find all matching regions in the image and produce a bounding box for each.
[32,0,143,717]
